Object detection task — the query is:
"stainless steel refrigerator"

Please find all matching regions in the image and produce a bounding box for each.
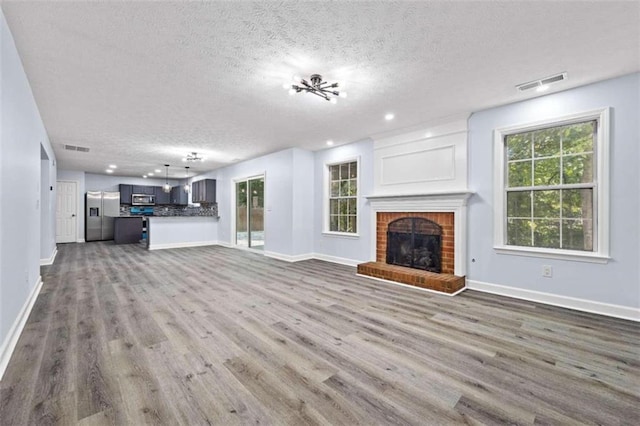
[86,191,120,241]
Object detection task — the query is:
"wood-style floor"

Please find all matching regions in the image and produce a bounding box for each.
[1,242,638,425]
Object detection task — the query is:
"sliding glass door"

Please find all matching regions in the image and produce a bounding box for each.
[235,176,264,249]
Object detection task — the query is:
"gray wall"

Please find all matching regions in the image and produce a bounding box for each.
[1,9,56,371]
[467,73,640,308]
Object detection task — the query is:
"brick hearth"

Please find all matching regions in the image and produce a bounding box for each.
[359,211,465,294]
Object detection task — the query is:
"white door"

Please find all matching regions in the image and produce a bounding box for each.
[56,181,77,243]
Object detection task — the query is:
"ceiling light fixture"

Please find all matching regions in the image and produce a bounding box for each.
[183,166,190,193]
[326,140,334,146]
[288,74,346,103]
[385,113,395,121]
[155,169,161,173]
[148,173,154,176]
[516,72,567,92]
[143,175,147,178]
[163,164,172,193]
[182,152,205,162]
[106,169,113,174]
[108,164,117,169]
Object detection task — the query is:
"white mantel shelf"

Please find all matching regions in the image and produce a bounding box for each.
[366,191,474,202]
[366,190,473,277]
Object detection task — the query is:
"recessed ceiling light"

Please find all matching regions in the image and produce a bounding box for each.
[108,164,117,169]
[155,169,161,173]
[106,169,113,174]
[326,140,334,146]
[143,175,147,178]
[385,113,395,121]
[148,173,154,176]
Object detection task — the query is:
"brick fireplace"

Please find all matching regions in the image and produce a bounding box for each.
[358,192,471,295]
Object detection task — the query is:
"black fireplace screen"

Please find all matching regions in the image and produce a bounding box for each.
[386,217,442,273]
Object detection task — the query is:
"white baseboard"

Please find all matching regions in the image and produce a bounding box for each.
[356,273,466,297]
[76,238,85,243]
[264,251,314,263]
[467,279,640,322]
[0,276,44,381]
[40,246,58,266]
[215,240,234,248]
[312,253,362,267]
[148,240,218,251]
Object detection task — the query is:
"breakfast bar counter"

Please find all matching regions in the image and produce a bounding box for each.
[147,215,218,250]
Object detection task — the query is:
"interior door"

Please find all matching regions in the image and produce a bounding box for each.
[56,181,77,243]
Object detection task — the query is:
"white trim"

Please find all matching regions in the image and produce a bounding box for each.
[148,240,218,251]
[312,253,362,267]
[0,276,44,381]
[321,231,360,239]
[264,251,314,263]
[76,238,85,243]
[356,273,466,297]
[493,108,610,259]
[366,192,473,276]
[467,279,639,322]
[323,156,360,235]
[40,246,58,265]
[494,245,609,264]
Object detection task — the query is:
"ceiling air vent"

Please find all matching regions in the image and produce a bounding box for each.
[64,144,90,152]
[516,72,567,92]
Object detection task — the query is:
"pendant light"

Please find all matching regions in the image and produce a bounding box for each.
[162,164,171,193]
[183,166,190,193]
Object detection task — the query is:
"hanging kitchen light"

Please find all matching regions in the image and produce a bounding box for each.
[183,166,190,193]
[162,164,171,193]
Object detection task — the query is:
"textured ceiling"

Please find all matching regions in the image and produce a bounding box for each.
[3,1,639,178]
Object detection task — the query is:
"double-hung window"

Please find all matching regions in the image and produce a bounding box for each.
[494,109,609,262]
[326,160,358,234]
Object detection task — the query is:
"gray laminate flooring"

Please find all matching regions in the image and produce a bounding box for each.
[1,242,638,425]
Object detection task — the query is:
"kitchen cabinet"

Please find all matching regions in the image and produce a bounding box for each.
[114,217,143,244]
[155,186,171,205]
[192,179,216,204]
[132,185,155,195]
[170,185,188,205]
[119,184,133,204]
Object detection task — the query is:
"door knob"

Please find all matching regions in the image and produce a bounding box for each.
[72,214,76,217]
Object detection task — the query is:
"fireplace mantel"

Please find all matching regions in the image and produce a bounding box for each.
[366,191,474,276]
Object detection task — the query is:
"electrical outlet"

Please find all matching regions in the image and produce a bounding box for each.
[542,265,553,278]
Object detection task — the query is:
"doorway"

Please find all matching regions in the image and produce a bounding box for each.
[56,180,78,243]
[235,176,264,249]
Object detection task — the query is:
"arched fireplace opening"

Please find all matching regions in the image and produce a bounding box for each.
[386,217,442,273]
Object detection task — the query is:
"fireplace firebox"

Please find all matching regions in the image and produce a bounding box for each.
[386,217,442,273]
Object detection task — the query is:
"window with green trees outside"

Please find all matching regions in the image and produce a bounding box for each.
[328,160,358,233]
[505,120,596,251]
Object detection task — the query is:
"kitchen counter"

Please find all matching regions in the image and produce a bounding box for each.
[146,215,218,250]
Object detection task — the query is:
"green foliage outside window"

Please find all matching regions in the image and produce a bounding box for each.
[329,161,357,233]
[505,121,595,251]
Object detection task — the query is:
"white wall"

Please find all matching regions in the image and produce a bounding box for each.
[467,73,640,312]
[313,139,374,265]
[84,172,180,193]
[39,147,57,262]
[1,9,56,376]
[196,148,301,256]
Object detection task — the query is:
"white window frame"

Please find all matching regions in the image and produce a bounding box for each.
[493,108,610,263]
[323,156,360,238]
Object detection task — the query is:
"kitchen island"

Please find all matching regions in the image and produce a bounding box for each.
[147,215,218,250]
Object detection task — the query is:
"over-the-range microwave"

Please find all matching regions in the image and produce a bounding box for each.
[131,194,156,205]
